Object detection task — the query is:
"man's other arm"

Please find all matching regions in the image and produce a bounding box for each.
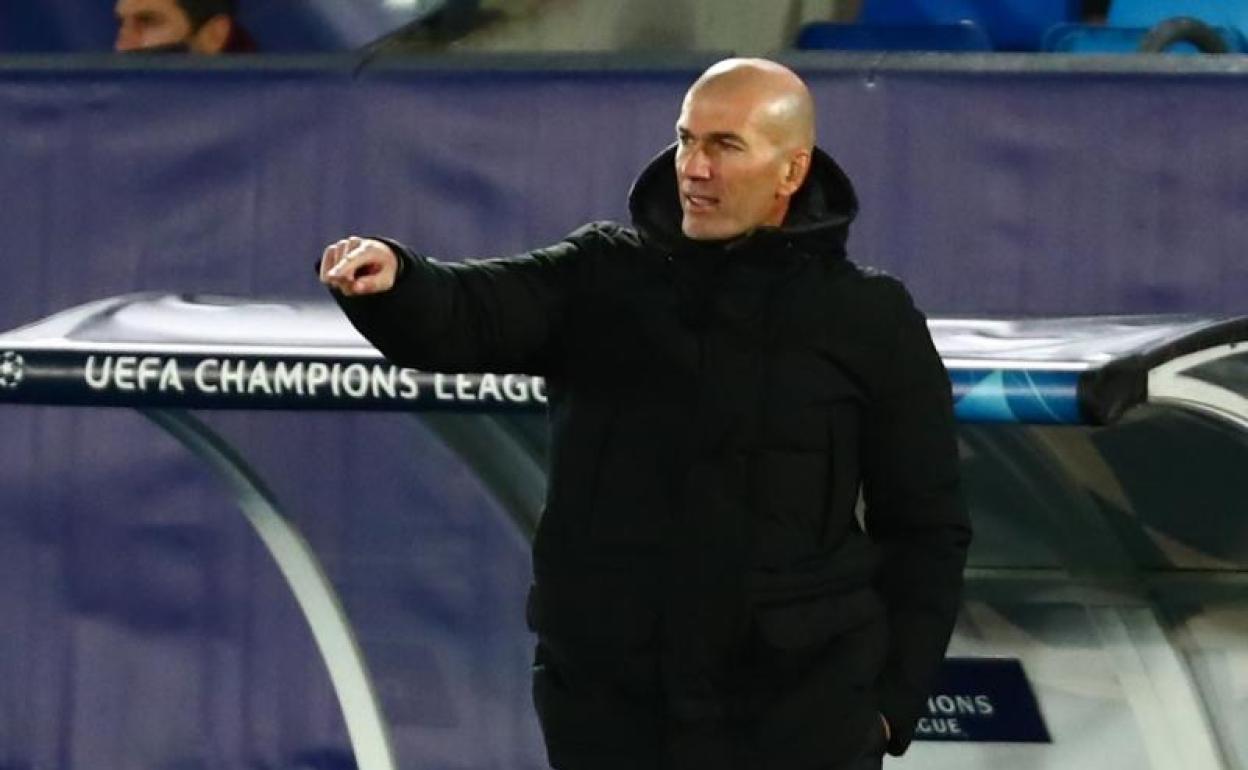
[861,282,972,756]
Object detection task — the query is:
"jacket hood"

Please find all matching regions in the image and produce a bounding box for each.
[627,143,859,257]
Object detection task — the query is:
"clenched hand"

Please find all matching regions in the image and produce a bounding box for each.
[320,236,399,296]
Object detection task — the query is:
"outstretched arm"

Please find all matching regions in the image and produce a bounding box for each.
[319,230,594,375]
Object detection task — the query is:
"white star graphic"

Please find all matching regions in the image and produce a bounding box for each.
[0,352,23,388]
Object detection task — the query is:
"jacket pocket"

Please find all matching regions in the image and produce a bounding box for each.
[752,586,884,652]
[753,346,866,565]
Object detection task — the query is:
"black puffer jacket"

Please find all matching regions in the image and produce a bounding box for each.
[332,145,971,760]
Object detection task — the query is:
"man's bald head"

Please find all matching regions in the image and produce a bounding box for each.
[685,58,816,151]
[674,58,817,240]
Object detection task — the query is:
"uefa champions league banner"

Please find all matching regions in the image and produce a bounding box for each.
[0,295,546,411]
[3,349,547,411]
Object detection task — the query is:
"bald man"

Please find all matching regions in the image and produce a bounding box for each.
[321,59,970,770]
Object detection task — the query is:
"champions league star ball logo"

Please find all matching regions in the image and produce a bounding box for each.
[0,351,24,389]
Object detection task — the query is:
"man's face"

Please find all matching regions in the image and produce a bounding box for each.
[674,86,794,241]
[114,0,200,52]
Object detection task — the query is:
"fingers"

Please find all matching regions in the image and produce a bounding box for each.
[319,237,398,296]
[326,237,366,280]
[320,236,361,284]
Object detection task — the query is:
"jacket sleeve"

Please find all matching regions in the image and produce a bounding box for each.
[861,282,972,756]
[328,225,603,375]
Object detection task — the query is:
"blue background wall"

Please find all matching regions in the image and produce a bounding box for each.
[1,55,1246,770]
[3,56,1246,338]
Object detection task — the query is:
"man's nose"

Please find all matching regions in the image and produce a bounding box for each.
[115,25,140,52]
[680,146,712,180]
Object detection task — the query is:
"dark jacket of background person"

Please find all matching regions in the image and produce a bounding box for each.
[221,20,257,52]
[330,145,971,767]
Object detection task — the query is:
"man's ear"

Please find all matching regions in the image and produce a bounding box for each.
[779,149,812,196]
[190,14,232,54]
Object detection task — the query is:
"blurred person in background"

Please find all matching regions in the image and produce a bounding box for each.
[114,0,256,54]
[1082,0,1111,23]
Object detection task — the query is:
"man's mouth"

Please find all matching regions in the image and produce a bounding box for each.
[683,193,719,212]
